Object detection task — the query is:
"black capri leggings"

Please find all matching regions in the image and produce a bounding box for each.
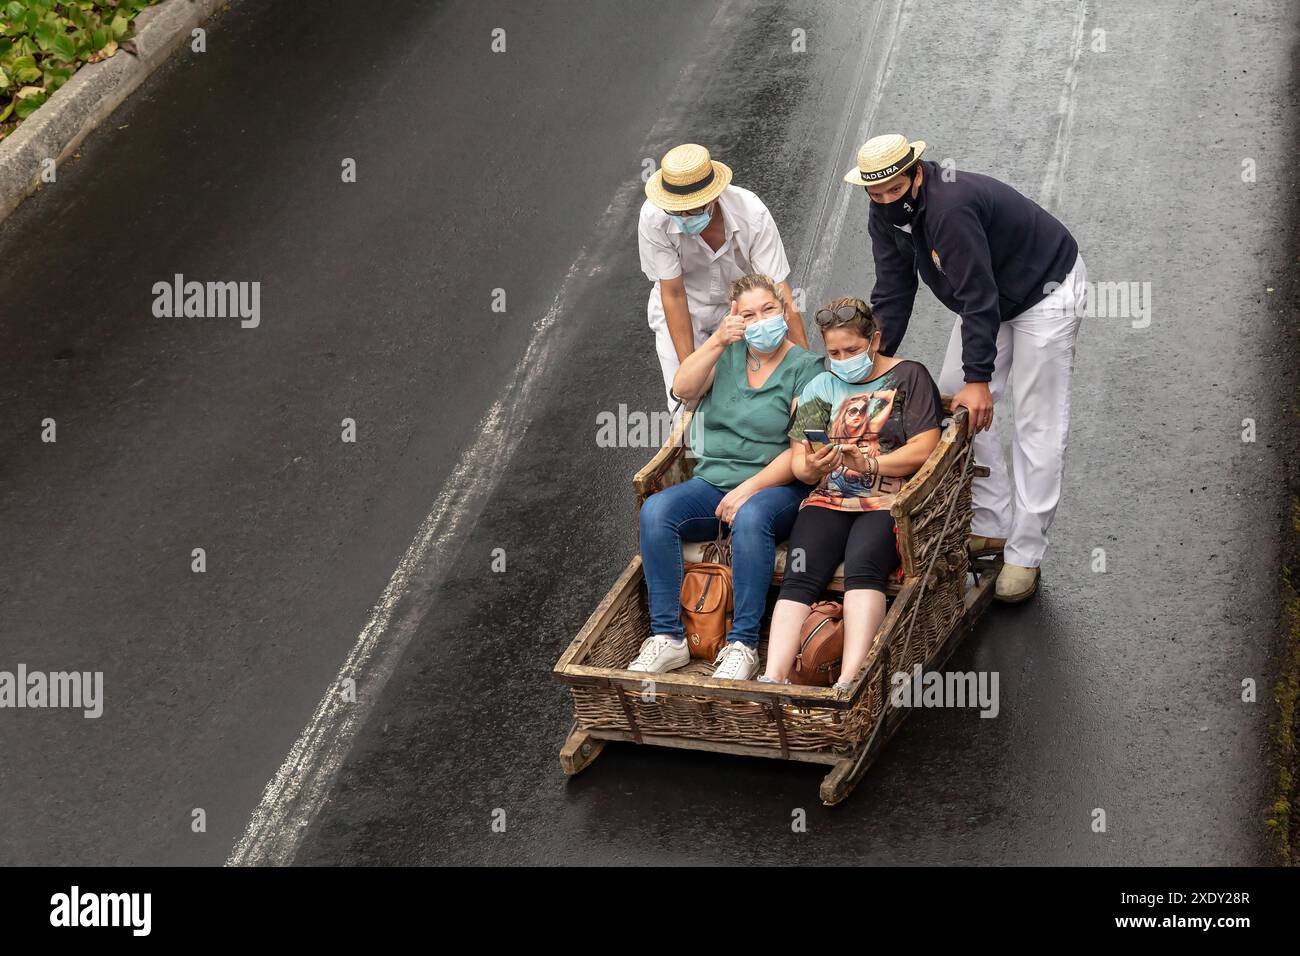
[778,506,900,604]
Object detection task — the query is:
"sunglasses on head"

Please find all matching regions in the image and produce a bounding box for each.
[814,304,867,327]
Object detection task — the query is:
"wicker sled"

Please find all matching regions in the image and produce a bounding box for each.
[553,399,1000,805]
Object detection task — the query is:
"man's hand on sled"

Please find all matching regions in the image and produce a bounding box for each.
[953,381,994,434]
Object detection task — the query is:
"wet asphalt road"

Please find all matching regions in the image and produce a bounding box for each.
[0,0,1296,866]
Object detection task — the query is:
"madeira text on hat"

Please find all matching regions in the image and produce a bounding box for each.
[844,133,927,186]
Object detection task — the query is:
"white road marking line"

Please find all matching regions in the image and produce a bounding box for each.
[227,253,587,866]
[797,0,909,309]
[791,0,889,288]
[228,1,745,867]
[1038,0,1088,211]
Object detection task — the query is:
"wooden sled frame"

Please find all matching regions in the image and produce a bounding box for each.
[553,399,1001,804]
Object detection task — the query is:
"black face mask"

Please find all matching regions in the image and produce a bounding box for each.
[873,171,918,227]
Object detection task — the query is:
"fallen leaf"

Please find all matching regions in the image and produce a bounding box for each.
[85,41,118,63]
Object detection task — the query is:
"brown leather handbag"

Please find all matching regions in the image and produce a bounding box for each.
[792,600,844,686]
[680,528,733,660]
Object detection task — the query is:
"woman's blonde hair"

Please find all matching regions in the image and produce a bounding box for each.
[727,273,787,310]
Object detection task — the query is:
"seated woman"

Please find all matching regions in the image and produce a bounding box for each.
[761,297,942,691]
[628,274,822,681]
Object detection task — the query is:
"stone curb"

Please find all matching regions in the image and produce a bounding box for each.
[0,0,224,224]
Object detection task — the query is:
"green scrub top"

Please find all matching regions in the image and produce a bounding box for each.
[690,341,823,490]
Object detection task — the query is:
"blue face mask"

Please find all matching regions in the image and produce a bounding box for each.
[670,207,712,236]
[743,313,788,353]
[828,346,876,383]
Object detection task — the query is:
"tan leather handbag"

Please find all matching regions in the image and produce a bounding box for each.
[792,600,844,686]
[680,529,733,660]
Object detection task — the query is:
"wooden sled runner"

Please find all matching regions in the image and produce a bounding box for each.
[553,400,1000,805]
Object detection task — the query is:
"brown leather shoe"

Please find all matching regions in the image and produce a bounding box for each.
[968,534,1007,557]
[995,563,1040,603]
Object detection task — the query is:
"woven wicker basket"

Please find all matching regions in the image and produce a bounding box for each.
[554,400,1000,804]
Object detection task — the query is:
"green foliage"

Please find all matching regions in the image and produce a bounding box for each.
[0,0,159,138]
[1271,497,1300,865]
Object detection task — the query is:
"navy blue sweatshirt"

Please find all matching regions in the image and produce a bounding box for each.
[868,160,1078,383]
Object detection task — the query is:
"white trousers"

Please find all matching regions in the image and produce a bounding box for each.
[648,288,727,410]
[937,254,1087,568]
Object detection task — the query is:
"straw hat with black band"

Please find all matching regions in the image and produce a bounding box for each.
[843,133,927,187]
[645,143,733,212]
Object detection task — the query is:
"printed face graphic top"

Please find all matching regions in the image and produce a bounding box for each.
[788,359,942,512]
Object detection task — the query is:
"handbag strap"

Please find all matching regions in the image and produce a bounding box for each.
[700,524,733,566]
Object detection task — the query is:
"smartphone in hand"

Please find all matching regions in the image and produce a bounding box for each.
[803,429,831,451]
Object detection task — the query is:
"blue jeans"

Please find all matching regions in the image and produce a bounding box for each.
[640,477,810,647]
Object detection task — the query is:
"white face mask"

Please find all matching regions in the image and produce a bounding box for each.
[742,312,788,353]
[668,202,713,236]
[827,345,876,383]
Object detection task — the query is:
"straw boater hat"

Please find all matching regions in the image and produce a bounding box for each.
[645,144,733,212]
[843,133,927,186]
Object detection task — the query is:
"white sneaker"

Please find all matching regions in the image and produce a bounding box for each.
[712,641,759,681]
[627,635,689,673]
